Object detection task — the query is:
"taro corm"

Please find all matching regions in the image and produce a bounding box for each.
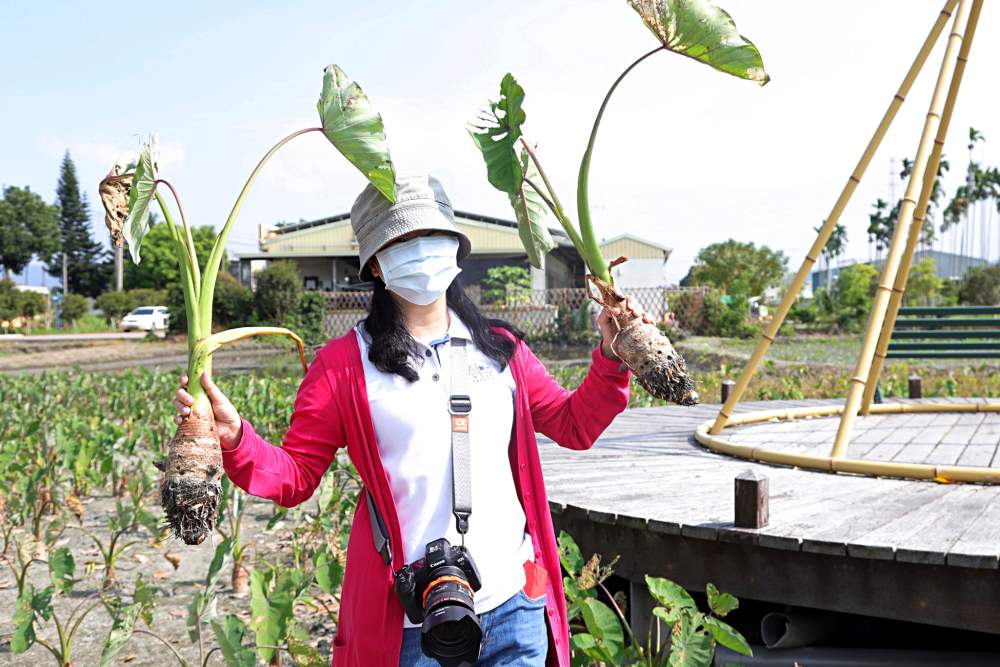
[99,64,398,545]
[469,0,769,406]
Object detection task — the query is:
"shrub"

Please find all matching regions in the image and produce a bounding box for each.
[213,272,254,328]
[959,265,1000,306]
[255,261,302,323]
[823,263,879,331]
[96,291,135,324]
[129,288,168,308]
[481,265,531,305]
[289,292,327,346]
[61,293,88,325]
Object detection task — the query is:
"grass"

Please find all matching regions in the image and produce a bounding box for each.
[23,314,117,335]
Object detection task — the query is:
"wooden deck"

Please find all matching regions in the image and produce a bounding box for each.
[539,399,1000,635]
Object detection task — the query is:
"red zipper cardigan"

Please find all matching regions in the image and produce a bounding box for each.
[221,325,631,666]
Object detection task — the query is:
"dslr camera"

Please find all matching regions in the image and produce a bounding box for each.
[394,537,483,666]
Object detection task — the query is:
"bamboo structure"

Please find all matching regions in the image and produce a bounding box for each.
[708,0,959,436]
[830,0,972,458]
[861,0,984,413]
[697,0,996,484]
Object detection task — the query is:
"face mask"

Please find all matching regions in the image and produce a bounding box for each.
[375,235,462,305]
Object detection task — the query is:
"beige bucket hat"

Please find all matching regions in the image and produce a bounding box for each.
[351,174,472,281]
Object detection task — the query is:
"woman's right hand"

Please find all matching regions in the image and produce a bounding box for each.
[174,372,244,450]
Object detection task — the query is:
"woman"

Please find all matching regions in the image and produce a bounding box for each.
[173,174,654,667]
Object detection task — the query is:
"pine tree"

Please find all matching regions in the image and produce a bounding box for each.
[48,152,112,296]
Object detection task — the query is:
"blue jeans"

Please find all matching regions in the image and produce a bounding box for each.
[399,589,548,666]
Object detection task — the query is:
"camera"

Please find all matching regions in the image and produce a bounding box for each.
[394,537,484,666]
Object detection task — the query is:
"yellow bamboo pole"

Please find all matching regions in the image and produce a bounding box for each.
[860,0,984,413]
[696,400,1000,484]
[708,0,959,436]
[831,0,973,459]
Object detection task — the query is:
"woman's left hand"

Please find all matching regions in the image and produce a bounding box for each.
[597,295,655,363]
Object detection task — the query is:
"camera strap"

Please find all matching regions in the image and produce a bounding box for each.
[365,335,474,565]
[449,337,473,541]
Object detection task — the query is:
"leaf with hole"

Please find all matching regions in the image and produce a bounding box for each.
[468,73,526,194]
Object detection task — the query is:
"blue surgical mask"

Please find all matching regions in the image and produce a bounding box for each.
[375,235,462,305]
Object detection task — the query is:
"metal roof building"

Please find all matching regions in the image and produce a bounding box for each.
[235,210,672,292]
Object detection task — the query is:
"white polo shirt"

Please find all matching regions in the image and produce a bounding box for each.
[354,308,535,628]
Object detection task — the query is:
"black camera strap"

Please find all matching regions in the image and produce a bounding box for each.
[365,334,473,565]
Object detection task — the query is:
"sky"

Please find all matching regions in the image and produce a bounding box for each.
[3,0,999,287]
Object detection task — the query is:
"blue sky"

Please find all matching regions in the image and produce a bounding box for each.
[3,1,999,286]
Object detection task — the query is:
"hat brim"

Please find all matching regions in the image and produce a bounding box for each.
[358,210,471,282]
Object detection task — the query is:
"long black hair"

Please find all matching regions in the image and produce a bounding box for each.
[361,274,526,382]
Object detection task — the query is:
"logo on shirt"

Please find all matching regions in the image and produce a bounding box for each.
[467,362,498,384]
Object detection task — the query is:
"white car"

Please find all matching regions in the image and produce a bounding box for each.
[119,306,170,332]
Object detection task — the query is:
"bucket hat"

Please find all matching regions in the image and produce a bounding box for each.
[351,174,471,281]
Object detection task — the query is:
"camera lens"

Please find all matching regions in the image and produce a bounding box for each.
[420,567,482,664]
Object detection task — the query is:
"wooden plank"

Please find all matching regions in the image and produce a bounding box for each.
[946,493,1000,568]
[848,485,994,564]
[799,482,952,557]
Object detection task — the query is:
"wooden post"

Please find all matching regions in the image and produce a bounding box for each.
[734,470,769,529]
[721,380,735,404]
[708,0,959,436]
[909,375,923,399]
[832,0,972,459]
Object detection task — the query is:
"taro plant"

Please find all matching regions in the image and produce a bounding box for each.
[99,63,397,546]
[9,545,104,667]
[469,0,769,406]
[558,531,751,666]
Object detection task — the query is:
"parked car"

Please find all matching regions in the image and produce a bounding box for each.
[119,306,170,332]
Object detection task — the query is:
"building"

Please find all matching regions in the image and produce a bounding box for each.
[810,249,988,293]
[235,210,672,292]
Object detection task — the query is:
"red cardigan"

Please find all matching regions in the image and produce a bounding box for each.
[221,325,631,666]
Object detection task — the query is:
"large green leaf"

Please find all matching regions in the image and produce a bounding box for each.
[646,575,696,610]
[628,0,769,85]
[211,615,257,667]
[10,588,36,654]
[578,598,624,664]
[510,147,556,268]
[316,64,396,203]
[468,73,526,194]
[706,582,738,617]
[704,616,752,657]
[100,603,141,667]
[49,545,75,595]
[123,135,159,264]
[314,545,344,596]
[669,612,714,667]
[557,530,585,574]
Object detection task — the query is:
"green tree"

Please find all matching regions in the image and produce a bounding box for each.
[123,218,222,290]
[60,293,88,325]
[904,257,942,306]
[49,152,112,297]
[95,291,136,325]
[868,158,948,253]
[482,265,531,305]
[254,261,302,324]
[0,186,60,279]
[688,240,787,297]
[959,265,1000,306]
[15,291,47,334]
[815,221,847,290]
[823,263,879,331]
[212,272,254,328]
[0,279,19,329]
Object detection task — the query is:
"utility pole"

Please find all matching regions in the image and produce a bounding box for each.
[115,244,124,291]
